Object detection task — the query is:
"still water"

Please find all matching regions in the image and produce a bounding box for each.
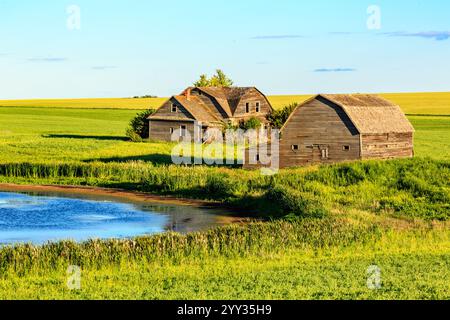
[0,191,229,245]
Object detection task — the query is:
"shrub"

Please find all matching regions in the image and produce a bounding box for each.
[240,117,262,130]
[125,127,143,142]
[266,103,298,129]
[266,185,329,219]
[204,174,237,199]
[126,109,156,140]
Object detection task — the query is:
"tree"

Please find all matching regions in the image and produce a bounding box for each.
[240,117,262,130]
[126,109,156,142]
[266,103,299,129]
[193,74,210,87]
[193,69,234,87]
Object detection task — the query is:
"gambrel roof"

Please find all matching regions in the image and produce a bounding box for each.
[149,86,272,125]
[283,94,415,134]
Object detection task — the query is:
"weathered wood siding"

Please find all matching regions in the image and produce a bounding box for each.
[232,88,272,124]
[361,133,414,159]
[278,98,361,168]
[151,98,193,120]
[149,120,196,142]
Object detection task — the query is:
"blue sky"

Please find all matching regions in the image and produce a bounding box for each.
[0,0,449,99]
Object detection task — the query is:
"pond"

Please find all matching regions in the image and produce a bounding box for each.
[0,191,234,245]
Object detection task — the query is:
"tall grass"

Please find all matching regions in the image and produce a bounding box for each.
[0,218,379,276]
[0,158,449,220]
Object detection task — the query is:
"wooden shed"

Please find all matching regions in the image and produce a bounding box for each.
[244,94,415,169]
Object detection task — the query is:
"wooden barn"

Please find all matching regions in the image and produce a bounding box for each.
[148,87,273,141]
[244,94,415,169]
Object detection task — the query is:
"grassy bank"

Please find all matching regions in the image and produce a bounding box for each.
[0,219,448,299]
[0,158,449,221]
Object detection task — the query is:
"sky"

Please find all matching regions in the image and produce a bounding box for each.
[0,0,449,99]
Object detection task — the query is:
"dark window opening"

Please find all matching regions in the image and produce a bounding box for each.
[245,103,250,113]
[343,145,350,151]
[169,128,174,134]
[255,102,260,112]
[255,154,260,162]
[180,125,187,137]
[171,104,177,113]
[292,145,299,151]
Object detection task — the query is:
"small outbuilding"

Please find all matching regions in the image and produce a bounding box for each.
[244,94,415,169]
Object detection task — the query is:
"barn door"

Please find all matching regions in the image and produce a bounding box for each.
[312,146,322,162]
[306,145,329,163]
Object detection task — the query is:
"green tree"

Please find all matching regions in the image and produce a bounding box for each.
[266,103,299,129]
[193,69,234,87]
[126,109,156,141]
[240,117,262,130]
[193,74,210,87]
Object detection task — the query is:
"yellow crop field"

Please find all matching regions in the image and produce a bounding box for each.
[0,92,449,115]
[0,97,167,110]
[380,92,450,115]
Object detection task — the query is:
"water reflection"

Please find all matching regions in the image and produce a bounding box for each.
[0,191,229,245]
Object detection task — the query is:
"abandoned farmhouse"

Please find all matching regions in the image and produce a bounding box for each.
[148,87,273,141]
[148,87,415,168]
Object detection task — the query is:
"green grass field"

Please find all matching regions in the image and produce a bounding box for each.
[0,107,449,163]
[2,227,449,299]
[0,92,449,300]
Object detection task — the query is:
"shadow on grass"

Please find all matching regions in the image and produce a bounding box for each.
[42,134,128,141]
[85,154,242,167]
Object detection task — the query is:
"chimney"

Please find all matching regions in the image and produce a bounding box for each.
[184,87,192,101]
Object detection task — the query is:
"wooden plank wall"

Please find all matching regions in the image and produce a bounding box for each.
[152,98,193,119]
[149,120,196,142]
[278,98,361,168]
[232,88,272,124]
[361,133,414,159]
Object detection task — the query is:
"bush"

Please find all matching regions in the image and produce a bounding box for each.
[125,127,143,142]
[205,174,237,199]
[240,117,262,130]
[126,109,156,140]
[266,103,298,129]
[266,185,329,219]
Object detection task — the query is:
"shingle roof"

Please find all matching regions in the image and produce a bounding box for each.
[319,94,415,134]
[197,87,255,116]
[150,86,270,124]
[173,95,221,123]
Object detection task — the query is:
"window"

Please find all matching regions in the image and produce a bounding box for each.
[180,125,187,137]
[255,102,260,113]
[343,145,350,151]
[169,128,174,134]
[171,104,177,113]
[255,154,260,162]
[292,145,299,151]
[321,148,329,159]
[245,103,250,113]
